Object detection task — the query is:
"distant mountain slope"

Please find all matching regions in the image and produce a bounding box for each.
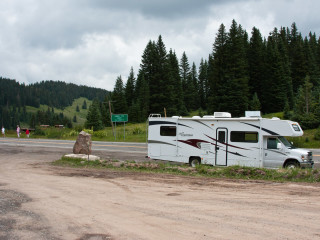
[0,77,109,109]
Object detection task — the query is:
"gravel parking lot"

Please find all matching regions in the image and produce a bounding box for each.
[1,144,320,240]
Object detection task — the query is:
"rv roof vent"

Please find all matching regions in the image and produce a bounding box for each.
[149,114,161,118]
[172,116,180,119]
[192,116,201,119]
[245,111,261,118]
[272,117,280,120]
[213,112,232,118]
[203,115,215,119]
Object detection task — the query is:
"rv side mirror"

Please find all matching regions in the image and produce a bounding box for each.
[277,142,282,149]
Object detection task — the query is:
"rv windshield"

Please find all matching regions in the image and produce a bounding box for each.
[278,136,295,149]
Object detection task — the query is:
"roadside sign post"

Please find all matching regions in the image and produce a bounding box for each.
[111,114,128,141]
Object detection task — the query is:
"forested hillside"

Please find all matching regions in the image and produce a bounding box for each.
[108,21,320,129]
[0,79,109,129]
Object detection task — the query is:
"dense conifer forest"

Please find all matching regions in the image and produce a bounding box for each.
[109,21,320,129]
[0,79,108,129]
[1,20,320,130]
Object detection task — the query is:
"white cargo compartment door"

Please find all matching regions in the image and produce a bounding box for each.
[149,144,160,157]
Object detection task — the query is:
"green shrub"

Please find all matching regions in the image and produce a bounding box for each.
[45,128,64,139]
[34,127,45,136]
[132,127,144,135]
[63,129,79,137]
[93,130,107,138]
[74,125,84,132]
[82,129,94,135]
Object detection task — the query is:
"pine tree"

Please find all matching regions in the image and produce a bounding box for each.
[112,76,127,114]
[82,100,87,109]
[304,35,320,87]
[149,35,169,114]
[198,58,208,110]
[209,20,249,116]
[125,67,136,108]
[224,20,249,116]
[85,100,103,131]
[180,52,195,112]
[288,23,307,92]
[249,93,261,111]
[167,49,186,115]
[207,23,228,114]
[135,73,150,121]
[100,97,111,127]
[263,30,288,113]
[190,62,199,110]
[248,27,266,99]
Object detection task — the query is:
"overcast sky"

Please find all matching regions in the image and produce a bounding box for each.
[1,0,319,91]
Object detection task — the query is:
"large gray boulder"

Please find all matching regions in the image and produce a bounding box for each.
[73,131,92,154]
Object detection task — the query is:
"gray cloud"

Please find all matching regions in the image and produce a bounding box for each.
[0,0,319,90]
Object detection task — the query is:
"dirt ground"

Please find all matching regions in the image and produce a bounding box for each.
[1,145,320,240]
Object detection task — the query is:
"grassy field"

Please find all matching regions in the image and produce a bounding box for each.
[26,97,92,126]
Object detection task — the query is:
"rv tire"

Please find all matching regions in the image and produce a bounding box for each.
[285,160,299,169]
[190,157,200,167]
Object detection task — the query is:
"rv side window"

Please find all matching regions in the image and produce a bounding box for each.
[160,126,176,136]
[230,131,258,143]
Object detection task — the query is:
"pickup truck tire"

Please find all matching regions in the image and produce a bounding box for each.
[285,160,299,169]
[190,157,200,167]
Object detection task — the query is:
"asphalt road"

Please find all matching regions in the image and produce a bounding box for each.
[0,137,147,153]
[0,137,319,165]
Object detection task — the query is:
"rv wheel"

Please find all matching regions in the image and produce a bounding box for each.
[190,158,200,167]
[285,161,299,169]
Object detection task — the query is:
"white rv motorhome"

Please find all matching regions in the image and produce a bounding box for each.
[147,112,314,168]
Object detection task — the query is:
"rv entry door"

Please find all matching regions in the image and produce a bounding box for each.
[215,128,228,166]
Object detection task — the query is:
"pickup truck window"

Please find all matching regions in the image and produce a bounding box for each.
[267,138,279,149]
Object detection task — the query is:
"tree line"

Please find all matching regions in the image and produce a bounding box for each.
[107,20,320,129]
[0,79,109,129]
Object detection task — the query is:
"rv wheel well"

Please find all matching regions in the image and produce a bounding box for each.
[189,157,201,167]
[283,159,300,168]
[189,156,201,162]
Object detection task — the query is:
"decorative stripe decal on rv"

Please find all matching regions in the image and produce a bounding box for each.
[149,121,192,129]
[205,135,249,150]
[177,139,211,149]
[178,139,248,158]
[228,151,247,158]
[191,120,213,129]
[241,122,279,136]
[148,140,177,147]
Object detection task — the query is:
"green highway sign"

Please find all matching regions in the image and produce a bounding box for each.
[112,114,128,122]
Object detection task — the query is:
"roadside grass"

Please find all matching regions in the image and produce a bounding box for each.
[53,157,320,183]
